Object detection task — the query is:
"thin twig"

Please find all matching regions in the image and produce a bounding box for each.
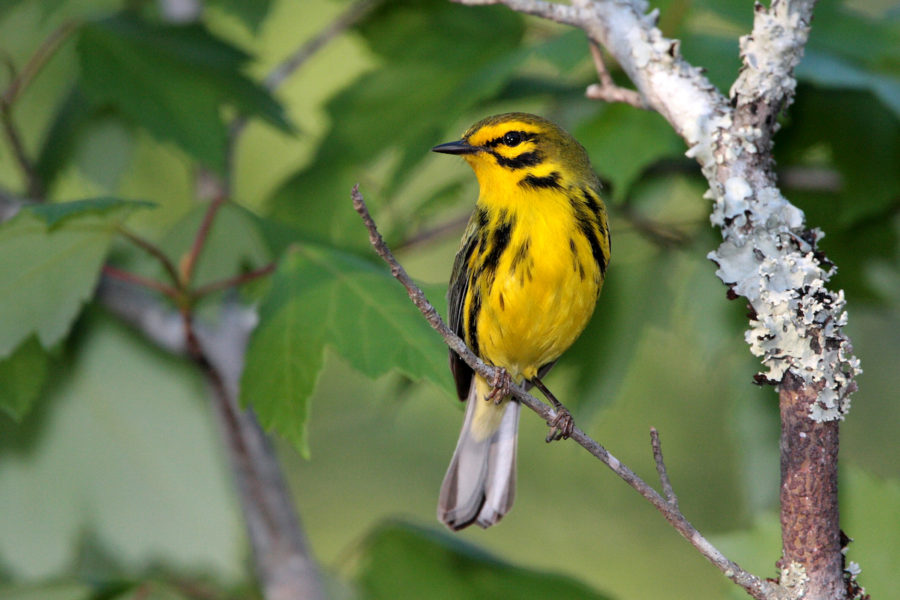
[193,262,276,299]
[616,203,691,249]
[263,0,380,91]
[1,19,80,107]
[0,109,43,200]
[650,427,679,509]
[394,213,470,251]
[351,184,772,600]
[117,226,182,286]
[102,264,180,302]
[180,194,226,286]
[226,0,379,189]
[586,41,647,108]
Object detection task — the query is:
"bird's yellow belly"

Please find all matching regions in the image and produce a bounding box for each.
[477,243,599,380]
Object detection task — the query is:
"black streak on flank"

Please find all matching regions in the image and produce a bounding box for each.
[482,218,514,276]
[571,197,607,277]
[569,238,585,280]
[520,171,562,190]
[581,187,602,216]
[492,150,542,170]
[467,288,481,358]
[509,238,531,274]
[476,207,489,228]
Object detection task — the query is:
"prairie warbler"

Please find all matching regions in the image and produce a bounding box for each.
[433,113,610,529]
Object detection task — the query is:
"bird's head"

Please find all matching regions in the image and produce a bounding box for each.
[431,112,595,192]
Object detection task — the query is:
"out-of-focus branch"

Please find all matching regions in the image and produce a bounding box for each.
[0,109,43,200]
[262,0,380,91]
[226,0,380,191]
[98,277,325,600]
[1,19,80,107]
[0,19,79,201]
[352,184,774,600]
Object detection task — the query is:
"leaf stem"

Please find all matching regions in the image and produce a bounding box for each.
[102,264,180,302]
[180,193,226,287]
[192,262,276,299]
[117,226,182,286]
[1,19,81,108]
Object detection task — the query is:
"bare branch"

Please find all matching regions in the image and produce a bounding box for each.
[650,427,679,509]
[586,41,646,109]
[1,19,80,108]
[98,277,325,600]
[351,184,774,600]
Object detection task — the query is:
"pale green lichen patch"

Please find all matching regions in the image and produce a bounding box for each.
[708,182,861,422]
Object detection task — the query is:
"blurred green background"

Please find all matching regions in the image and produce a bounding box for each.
[0,0,897,599]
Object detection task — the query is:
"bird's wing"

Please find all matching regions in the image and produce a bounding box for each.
[448,215,480,400]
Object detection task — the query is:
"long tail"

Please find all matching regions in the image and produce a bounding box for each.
[438,375,520,530]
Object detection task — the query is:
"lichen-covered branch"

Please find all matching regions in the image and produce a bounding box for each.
[451,0,859,597]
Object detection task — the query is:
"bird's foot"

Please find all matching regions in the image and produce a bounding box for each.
[545,408,574,443]
[487,367,511,405]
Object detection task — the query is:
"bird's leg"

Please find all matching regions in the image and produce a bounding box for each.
[487,367,511,405]
[530,376,574,442]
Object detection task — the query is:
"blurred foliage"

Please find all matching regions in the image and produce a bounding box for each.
[354,521,612,599]
[0,0,897,599]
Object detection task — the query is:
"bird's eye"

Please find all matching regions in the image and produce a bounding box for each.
[503,131,523,147]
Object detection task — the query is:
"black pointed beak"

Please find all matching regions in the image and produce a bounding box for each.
[431,139,479,155]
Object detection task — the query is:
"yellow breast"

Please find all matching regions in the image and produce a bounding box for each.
[471,185,604,380]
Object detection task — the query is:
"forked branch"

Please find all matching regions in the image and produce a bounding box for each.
[352,184,774,600]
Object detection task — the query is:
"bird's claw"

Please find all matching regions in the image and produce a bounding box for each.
[487,367,511,405]
[545,408,574,443]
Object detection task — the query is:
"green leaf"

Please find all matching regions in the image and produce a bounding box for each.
[577,104,685,202]
[0,336,50,422]
[0,199,150,358]
[0,315,243,580]
[0,581,93,600]
[266,0,524,248]
[76,13,292,171]
[27,197,154,228]
[797,50,900,119]
[781,86,899,227]
[34,86,96,189]
[208,0,274,32]
[356,521,614,600]
[242,243,451,456]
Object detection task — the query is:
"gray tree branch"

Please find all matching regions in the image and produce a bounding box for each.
[97,278,325,600]
[447,0,860,597]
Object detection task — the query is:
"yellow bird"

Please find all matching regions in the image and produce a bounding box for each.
[432,113,610,529]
